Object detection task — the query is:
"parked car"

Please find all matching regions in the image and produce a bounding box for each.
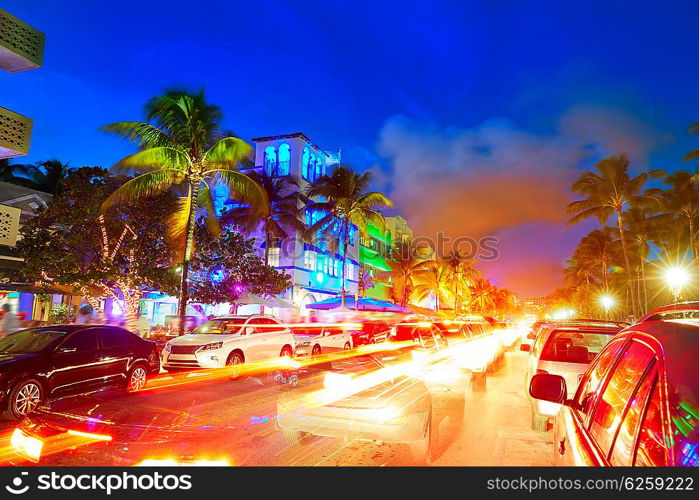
[348,320,392,346]
[292,324,353,357]
[0,325,159,419]
[522,320,546,350]
[530,306,699,466]
[161,314,295,373]
[522,321,624,431]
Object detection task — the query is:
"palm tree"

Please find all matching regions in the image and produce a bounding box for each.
[411,261,454,311]
[684,122,699,163]
[26,159,70,194]
[222,170,303,265]
[377,239,424,307]
[567,154,652,318]
[649,170,699,264]
[574,228,618,290]
[428,250,478,312]
[0,159,32,185]
[621,207,670,312]
[102,88,266,332]
[305,166,392,306]
[469,278,496,315]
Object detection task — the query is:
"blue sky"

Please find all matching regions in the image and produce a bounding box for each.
[2,0,698,295]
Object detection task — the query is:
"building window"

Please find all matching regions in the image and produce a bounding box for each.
[277,143,291,176]
[268,247,280,267]
[264,146,277,176]
[334,259,341,277]
[304,250,316,271]
[302,147,310,181]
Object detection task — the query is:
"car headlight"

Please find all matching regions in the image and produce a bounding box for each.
[198,342,223,351]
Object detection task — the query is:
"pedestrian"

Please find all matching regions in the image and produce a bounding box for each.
[0,303,19,337]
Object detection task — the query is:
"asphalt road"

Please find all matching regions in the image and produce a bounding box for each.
[0,349,553,466]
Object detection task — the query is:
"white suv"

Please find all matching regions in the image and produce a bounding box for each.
[162,315,295,371]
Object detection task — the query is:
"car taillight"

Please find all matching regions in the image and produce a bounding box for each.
[536,369,548,375]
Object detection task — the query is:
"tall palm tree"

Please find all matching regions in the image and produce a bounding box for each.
[574,227,618,290]
[26,159,70,194]
[377,239,424,307]
[305,166,392,306]
[621,207,670,312]
[684,122,699,163]
[430,250,478,312]
[411,261,454,311]
[567,154,652,318]
[102,88,266,332]
[469,278,496,315]
[222,170,303,265]
[649,170,699,264]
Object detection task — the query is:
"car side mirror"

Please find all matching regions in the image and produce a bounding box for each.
[520,343,531,352]
[244,326,254,335]
[529,373,567,404]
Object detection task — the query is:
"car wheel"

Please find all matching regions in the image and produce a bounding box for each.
[343,342,351,351]
[226,351,244,380]
[9,379,43,420]
[531,411,549,432]
[311,344,321,356]
[408,407,433,465]
[125,363,148,393]
[280,346,293,358]
[282,428,312,446]
[471,371,486,391]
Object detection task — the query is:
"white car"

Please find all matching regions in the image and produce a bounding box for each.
[292,325,353,357]
[162,315,295,372]
[522,321,623,431]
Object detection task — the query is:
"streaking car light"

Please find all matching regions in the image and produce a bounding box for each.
[136,458,230,466]
[364,406,406,425]
[324,372,352,391]
[10,428,43,461]
[412,350,429,364]
[66,429,112,442]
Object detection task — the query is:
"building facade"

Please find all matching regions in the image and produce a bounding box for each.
[244,132,360,314]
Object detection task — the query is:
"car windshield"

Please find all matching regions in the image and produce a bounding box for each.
[194,319,246,334]
[0,328,71,353]
[540,329,616,363]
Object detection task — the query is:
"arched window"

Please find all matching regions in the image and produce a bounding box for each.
[264,146,277,176]
[314,155,323,180]
[277,143,290,176]
[302,147,310,180]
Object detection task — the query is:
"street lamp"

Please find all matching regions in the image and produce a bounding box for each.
[599,294,615,320]
[664,266,689,303]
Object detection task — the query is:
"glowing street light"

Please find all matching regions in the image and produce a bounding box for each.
[664,266,690,302]
[599,294,615,320]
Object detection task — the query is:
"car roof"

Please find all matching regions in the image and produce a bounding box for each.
[637,302,699,323]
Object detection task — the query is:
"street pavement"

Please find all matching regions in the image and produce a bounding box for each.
[0,350,553,466]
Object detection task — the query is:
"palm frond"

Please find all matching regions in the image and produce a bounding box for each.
[203,137,253,170]
[198,182,220,237]
[208,169,268,217]
[101,121,175,149]
[102,169,185,210]
[111,147,189,176]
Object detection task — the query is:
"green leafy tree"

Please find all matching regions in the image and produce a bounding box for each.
[305,166,392,306]
[8,167,180,323]
[188,224,291,305]
[102,88,266,331]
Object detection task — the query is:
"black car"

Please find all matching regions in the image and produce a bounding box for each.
[0,325,160,419]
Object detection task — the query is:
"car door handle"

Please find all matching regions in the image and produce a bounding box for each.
[558,437,566,455]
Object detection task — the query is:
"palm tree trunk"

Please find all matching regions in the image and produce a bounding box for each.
[401,273,409,307]
[178,180,201,335]
[616,210,638,318]
[689,216,697,265]
[640,252,648,313]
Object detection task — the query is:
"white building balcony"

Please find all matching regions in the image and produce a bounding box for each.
[0,9,45,72]
[0,106,32,159]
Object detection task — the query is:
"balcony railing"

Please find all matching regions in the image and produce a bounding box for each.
[0,106,33,159]
[0,9,45,72]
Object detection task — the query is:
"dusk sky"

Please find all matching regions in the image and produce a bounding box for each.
[2,0,698,297]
